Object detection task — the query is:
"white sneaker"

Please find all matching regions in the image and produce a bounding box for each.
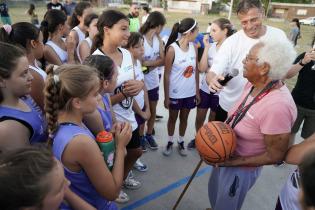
[124,172,142,190]
[115,190,129,203]
[134,159,148,172]
[178,142,187,156]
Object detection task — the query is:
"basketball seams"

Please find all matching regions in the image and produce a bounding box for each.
[212,122,227,160]
[198,128,221,160]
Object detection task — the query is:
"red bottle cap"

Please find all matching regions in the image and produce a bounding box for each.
[96,131,113,143]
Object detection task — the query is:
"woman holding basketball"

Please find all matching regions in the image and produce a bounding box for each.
[204,38,297,210]
[163,18,199,157]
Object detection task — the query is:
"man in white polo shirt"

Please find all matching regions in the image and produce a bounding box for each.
[206,0,288,121]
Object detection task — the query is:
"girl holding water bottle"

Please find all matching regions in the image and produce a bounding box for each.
[45,64,132,209]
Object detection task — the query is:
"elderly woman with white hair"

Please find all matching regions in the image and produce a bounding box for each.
[205,37,297,210]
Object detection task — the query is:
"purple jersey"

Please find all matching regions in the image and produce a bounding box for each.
[0,96,47,144]
[53,123,118,210]
[97,94,113,132]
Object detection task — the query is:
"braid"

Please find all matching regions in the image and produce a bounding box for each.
[44,66,60,146]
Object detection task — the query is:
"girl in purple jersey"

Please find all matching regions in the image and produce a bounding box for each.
[0,22,46,110]
[45,64,132,209]
[0,42,47,153]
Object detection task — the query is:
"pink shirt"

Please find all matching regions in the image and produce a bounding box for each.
[228,82,297,157]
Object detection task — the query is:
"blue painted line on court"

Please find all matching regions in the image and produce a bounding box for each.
[121,166,212,210]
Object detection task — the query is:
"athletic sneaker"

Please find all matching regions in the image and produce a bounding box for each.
[134,159,148,172]
[124,171,141,190]
[163,141,173,156]
[155,114,163,121]
[115,190,129,203]
[187,139,195,150]
[274,161,285,167]
[145,134,158,150]
[178,142,188,156]
[156,114,163,119]
[140,136,147,152]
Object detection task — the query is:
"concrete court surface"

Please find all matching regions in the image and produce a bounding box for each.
[118,85,301,210]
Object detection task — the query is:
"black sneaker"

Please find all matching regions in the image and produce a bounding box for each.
[163,141,173,156]
[140,136,147,152]
[187,139,195,150]
[155,114,163,120]
[145,134,158,150]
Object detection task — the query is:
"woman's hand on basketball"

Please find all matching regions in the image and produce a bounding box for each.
[164,98,170,109]
[200,156,220,167]
[114,122,132,149]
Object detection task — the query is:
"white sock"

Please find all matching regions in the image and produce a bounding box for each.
[178,136,184,144]
[168,135,174,143]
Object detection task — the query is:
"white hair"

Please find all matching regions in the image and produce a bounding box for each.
[256,37,296,80]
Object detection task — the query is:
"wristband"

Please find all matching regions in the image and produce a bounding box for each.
[299,59,306,66]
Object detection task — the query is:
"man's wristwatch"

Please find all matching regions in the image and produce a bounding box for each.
[299,59,306,66]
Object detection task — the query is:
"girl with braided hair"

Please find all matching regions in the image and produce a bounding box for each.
[44,64,131,209]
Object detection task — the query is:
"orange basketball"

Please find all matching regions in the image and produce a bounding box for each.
[196,121,236,163]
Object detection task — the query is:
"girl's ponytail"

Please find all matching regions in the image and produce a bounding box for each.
[165,22,180,52]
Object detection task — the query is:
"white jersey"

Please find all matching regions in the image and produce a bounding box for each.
[78,37,92,63]
[200,43,217,94]
[29,61,47,80]
[143,35,160,90]
[73,26,86,63]
[92,48,138,131]
[279,169,301,210]
[46,40,68,64]
[73,26,86,44]
[134,60,145,109]
[211,25,287,112]
[169,42,196,99]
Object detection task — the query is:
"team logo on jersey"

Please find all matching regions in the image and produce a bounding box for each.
[114,85,132,109]
[183,66,194,78]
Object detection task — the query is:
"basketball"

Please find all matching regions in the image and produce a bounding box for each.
[196,121,236,163]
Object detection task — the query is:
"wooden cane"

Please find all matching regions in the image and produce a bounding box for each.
[173,159,203,210]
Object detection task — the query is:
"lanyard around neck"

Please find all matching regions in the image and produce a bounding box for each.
[226,80,279,129]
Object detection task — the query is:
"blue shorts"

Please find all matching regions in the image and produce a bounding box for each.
[169,96,196,110]
[135,106,146,126]
[197,89,219,111]
[148,87,159,101]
